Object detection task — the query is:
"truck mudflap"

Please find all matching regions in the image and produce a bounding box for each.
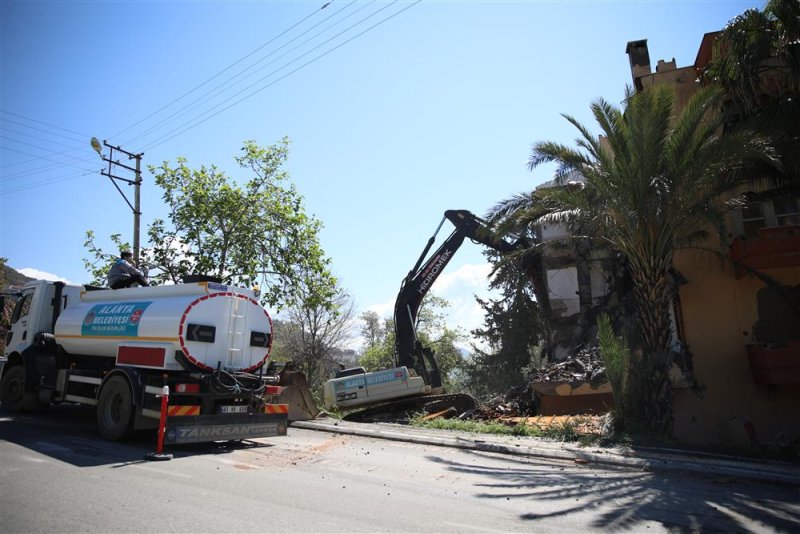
[164,411,288,445]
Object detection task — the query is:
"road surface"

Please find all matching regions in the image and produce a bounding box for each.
[1,405,798,532]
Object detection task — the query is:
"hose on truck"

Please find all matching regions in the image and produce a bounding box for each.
[210,368,267,396]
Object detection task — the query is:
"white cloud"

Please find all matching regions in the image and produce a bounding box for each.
[366,298,395,318]
[433,263,492,293]
[432,262,497,351]
[363,262,498,353]
[15,268,74,285]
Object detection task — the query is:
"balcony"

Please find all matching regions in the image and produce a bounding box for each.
[730,225,800,279]
[746,341,800,385]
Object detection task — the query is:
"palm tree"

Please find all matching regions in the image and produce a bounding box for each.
[492,85,775,435]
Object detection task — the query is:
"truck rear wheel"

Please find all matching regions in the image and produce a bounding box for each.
[97,376,135,441]
[0,365,44,412]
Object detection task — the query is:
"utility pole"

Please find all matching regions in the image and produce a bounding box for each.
[92,140,144,263]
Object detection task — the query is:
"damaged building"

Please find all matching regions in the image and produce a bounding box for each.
[525,32,800,449]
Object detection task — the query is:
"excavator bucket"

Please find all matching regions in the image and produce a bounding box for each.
[276,366,321,421]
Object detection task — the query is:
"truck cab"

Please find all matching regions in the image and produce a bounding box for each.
[3,281,82,361]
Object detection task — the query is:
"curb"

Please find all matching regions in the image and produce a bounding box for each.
[291,419,800,486]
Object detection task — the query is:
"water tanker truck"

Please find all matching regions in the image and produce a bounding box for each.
[0,279,312,443]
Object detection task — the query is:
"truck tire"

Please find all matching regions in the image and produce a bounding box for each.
[0,365,44,412]
[97,376,135,441]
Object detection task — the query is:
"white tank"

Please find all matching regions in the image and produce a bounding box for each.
[54,282,273,372]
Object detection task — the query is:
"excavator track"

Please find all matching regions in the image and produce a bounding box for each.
[343,393,477,423]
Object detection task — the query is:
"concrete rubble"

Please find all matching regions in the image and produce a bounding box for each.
[471,346,613,421]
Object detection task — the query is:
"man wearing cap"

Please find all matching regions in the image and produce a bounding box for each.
[108,251,150,289]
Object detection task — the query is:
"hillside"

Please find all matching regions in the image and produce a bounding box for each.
[2,264,35,288]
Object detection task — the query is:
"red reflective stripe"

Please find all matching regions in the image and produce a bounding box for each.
[264,404,288,414]
[117,346,166,367]
[167,405,200,416]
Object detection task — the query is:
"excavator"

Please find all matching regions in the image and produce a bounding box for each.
[318,209,532,421]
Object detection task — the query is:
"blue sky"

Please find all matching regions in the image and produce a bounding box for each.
[1,0,761,348]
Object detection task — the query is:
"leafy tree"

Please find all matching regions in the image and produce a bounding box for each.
[274,281,356,394]
[465,250,544,399]
[83,233,131,286]
[703,0,799,121]
[358,315,396,372]
[360,310,385,349]
[0,258,12,356]
[84,139,336,310]
[358,295,466,391]
[702,0,800,184]
[596,313,631,430]
[491,85,775,435]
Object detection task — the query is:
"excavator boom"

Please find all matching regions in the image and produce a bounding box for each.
[323,209,531,414]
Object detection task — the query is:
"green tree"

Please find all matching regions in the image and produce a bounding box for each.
[84,139,336,310]
[0,258,12,356]
[466,250,544,399]
[702,0,800,184]
[357,311,395,371]
[360,310,385,349]
[83,233,131,286]
[596,313,632,431]
[358,295,466,392]
[492,85,775,435]
[274,281,356,394]
[703,0,799,120]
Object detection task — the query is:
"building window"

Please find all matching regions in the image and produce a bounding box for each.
[735,194,800,238]
[773,196,800,227]
[740,201,765,239]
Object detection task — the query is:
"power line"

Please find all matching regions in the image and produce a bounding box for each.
[0,116,87,145]
[0,127,84,150]
[1,160,81,182]
[0,110,91,140]
[123,0,365,147]
[0,169,97,195]
[0,146,96,174]
[1,0,420,183]
[114,1,335,142]
[143,1,419,152]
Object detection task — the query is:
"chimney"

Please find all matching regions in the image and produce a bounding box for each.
[656,58,677,73]
[626,39,651,90]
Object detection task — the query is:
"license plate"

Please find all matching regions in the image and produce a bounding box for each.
[218,405,248,414]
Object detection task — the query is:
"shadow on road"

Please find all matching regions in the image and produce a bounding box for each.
[427,450,800,532]
[0,405,276,468]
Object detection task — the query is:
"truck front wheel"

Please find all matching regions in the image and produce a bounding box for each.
[0,365,43,412]
[97,376,135,440]
[0,366,26,411]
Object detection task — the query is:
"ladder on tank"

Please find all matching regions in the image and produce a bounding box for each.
[226,296,247,369]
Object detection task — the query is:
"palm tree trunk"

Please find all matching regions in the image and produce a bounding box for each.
[628,255,674,436]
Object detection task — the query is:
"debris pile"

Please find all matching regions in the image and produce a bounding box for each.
[528,346,607,386]
[472,382,539,420]
[468,346,611,422]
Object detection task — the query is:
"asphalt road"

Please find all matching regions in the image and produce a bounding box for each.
[1,405,798,533]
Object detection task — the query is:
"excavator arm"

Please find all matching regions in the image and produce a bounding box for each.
[322,209,533,415]
[393,210,529,389]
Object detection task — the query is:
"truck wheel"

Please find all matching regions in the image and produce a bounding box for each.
[0,365,43,412]
[97,376,135,441]
[0,366,26,411]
